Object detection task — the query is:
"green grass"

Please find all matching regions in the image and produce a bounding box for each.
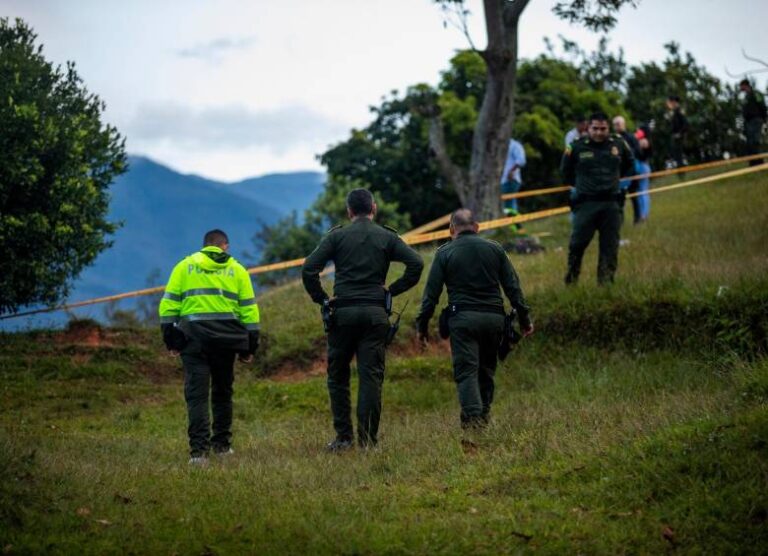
[1,166,767,554]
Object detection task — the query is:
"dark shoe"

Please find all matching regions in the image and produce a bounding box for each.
[326,437,354,453]
[213,446,234,457]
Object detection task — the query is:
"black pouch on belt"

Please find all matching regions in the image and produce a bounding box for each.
[438,305,455,339]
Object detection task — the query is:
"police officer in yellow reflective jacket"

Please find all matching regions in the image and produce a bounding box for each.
[158,229,260,464]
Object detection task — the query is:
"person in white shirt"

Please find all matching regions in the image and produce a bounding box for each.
[500,138,527,230]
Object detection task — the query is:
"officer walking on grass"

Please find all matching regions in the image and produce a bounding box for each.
[415,209,533,429]
[158,229,260,465]
[562,112,635,286]
[302,189,423,451]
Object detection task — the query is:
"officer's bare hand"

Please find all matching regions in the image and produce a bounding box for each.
[238,354,254,364]
[522,324,535,337]
[168,349,180,357]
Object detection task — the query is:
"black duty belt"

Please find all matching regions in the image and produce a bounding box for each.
[572,190,623,205]
[447,303,505,315]
[332,298,387,309]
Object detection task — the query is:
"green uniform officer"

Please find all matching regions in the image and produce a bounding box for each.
[561,112,635,285]
[158,229,260,464]
[302,189,423,451]
[416,209,533,429]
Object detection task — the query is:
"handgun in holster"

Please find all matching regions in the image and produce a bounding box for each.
[498,307,523,361]
[385,299,408,347]
[321,299,335,333]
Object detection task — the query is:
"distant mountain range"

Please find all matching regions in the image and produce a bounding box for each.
[5,156,324,329]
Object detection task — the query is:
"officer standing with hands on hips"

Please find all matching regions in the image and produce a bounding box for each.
[302,188,423,451]
[415,209,533,429]
[562,112,635,286]
[158,229,261,465]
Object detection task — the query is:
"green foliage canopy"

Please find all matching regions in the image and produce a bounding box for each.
[252,176,409,283]
[0,18,126,314]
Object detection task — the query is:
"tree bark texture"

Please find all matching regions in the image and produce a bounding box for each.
[429,0,530,221]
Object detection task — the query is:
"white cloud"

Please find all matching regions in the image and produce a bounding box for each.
[176,36,256,63]
[126,102,347,154]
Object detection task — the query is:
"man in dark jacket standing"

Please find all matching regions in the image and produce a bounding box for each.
[666,95,689,172]
[416,209,533,429]
[302,189,423,451]
[739,79,767,166]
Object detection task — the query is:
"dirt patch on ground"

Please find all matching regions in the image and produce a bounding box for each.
[266,338,451,382]
[269,356,327,382]
[53,321,114,347]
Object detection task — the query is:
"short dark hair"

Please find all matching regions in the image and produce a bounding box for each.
[203,229,229,247]
[346,188,375,216]
[450,208,475,229]
[667,95,681,103]
[589,112,609,123]
[576,114,587,123]
[740,79,751,88]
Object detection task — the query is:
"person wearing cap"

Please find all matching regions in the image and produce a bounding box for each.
[158,229,260,465]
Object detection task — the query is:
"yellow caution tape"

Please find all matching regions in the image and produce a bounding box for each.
[500,152,768,200]
[2,162,767,320]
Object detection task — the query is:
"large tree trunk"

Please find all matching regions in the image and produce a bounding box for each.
[429,0,529,221]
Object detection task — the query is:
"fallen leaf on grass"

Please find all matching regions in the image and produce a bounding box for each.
[662,525,676,546]
[76,507,91,517]
[94,519,112,526]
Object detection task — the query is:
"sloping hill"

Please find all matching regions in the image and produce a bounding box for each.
[1,165,767,554]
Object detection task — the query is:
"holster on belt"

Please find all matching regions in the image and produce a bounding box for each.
[498,308,523,361]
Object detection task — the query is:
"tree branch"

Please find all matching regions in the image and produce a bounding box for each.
[742,48,768,70]
[505,0,531,28]
[428,117,469,202]
[483,0,506,52]
[725,49,768,79]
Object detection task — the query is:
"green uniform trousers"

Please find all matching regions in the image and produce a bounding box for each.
[745,118,764,165]
[326,306,389,446]
[180,337,236,457]
[448,311,506,427]
[567,200,622,285]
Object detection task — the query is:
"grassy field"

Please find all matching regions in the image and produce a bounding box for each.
[1,166,767,554]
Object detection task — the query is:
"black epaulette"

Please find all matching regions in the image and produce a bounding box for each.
[326,224,344,234]
[382,224,399,234]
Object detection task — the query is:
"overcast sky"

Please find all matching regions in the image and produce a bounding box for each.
[2,0,767,181]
